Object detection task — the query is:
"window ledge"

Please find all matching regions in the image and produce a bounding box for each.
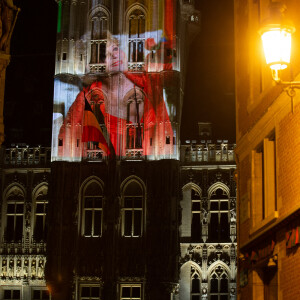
[250,211,278,237]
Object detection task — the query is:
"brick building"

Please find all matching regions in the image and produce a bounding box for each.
[234,0,300,299]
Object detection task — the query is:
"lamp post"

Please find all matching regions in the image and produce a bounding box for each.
[259,2,300,96]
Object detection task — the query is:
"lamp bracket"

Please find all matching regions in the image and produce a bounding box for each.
[272,69,300,98]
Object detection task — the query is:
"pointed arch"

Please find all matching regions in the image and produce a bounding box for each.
[79,176,104,237]
[121,176,145,237]
[208,262,230,299]
[207,182,230,242]
[126,4,148,70]
[181,183,203,241]
[207,182,230,199]
[32,183,48,242]
[3,184,26,242]
[89,5,111,72]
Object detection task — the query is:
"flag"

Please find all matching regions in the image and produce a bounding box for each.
[82,97,110,155]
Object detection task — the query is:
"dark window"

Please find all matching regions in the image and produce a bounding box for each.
[6,200,24,242]
[123,181,143,237]
[191,189,202,242]
[128,10,145,63]
[62,52,67,60]
[80,285,100,300]
[209,188,229,242]
[120,285,141,300]
[4,290,21,300]
[83,182,103,237]
[34,190,48,241]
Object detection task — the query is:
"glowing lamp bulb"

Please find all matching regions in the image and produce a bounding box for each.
[261,27,292,71]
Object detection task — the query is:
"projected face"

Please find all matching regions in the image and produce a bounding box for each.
[52,29,178,161]
[107,39,127,72]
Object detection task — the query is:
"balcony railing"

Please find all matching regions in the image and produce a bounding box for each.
[2,147,51,166]
[181,143,236,163]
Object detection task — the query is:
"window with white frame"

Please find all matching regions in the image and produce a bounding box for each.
[3,289,21,300]
[32,289,50,300]
[80,285,101,300]
[209,188,229,242]
[191,266,201,300]
[252,135,276,227]
[128,9,145,64]
[191,189,202,242]
[82,181,103,237]
[34,187,48,241]
[122,180,144,237]
[6,188,25,242]
[209,265,229,300]
[120,284,142,300]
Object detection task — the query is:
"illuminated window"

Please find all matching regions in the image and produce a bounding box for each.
[209,188,229,242]
[191,267,201,300]
[126,90,144,150]
[82,181,103,237]
[33,186,48,242]
[5,187,25,242]
[90,8,109,71]
[191,189,202,242]
[80,285,101,300]
[128,9,145,64]
[32,289,50,300]
[120,284,142,300]
[3,289,21,300]
[209,266,229,300]
[122,180,144,237]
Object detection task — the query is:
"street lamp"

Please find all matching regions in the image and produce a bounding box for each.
[259,2,300,95]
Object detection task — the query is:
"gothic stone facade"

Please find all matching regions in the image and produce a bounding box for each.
[0,147,51,300]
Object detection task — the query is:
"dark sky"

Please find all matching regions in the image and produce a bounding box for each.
[181,0,235,142]
[4,0,235,146]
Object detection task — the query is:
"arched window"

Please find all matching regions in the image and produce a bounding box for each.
[82,181,103,237]
[122,180,144,237]
[33,185,48,242]
[5,187,25,242]
[191,266,201,300]
[90,9,109,72]
[125,89,144,150]
[209,265,229,300]
[209,188,229,242]
[128,9,146,65]
[191,189,202,242]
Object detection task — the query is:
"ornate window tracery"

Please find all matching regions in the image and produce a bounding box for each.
[191,266,201,300]
[82,181,103,237]
[90,8,109,73]
[128,9,146,71]
[209,265,229,300]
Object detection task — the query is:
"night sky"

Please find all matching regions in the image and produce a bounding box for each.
[4,0,235,146]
